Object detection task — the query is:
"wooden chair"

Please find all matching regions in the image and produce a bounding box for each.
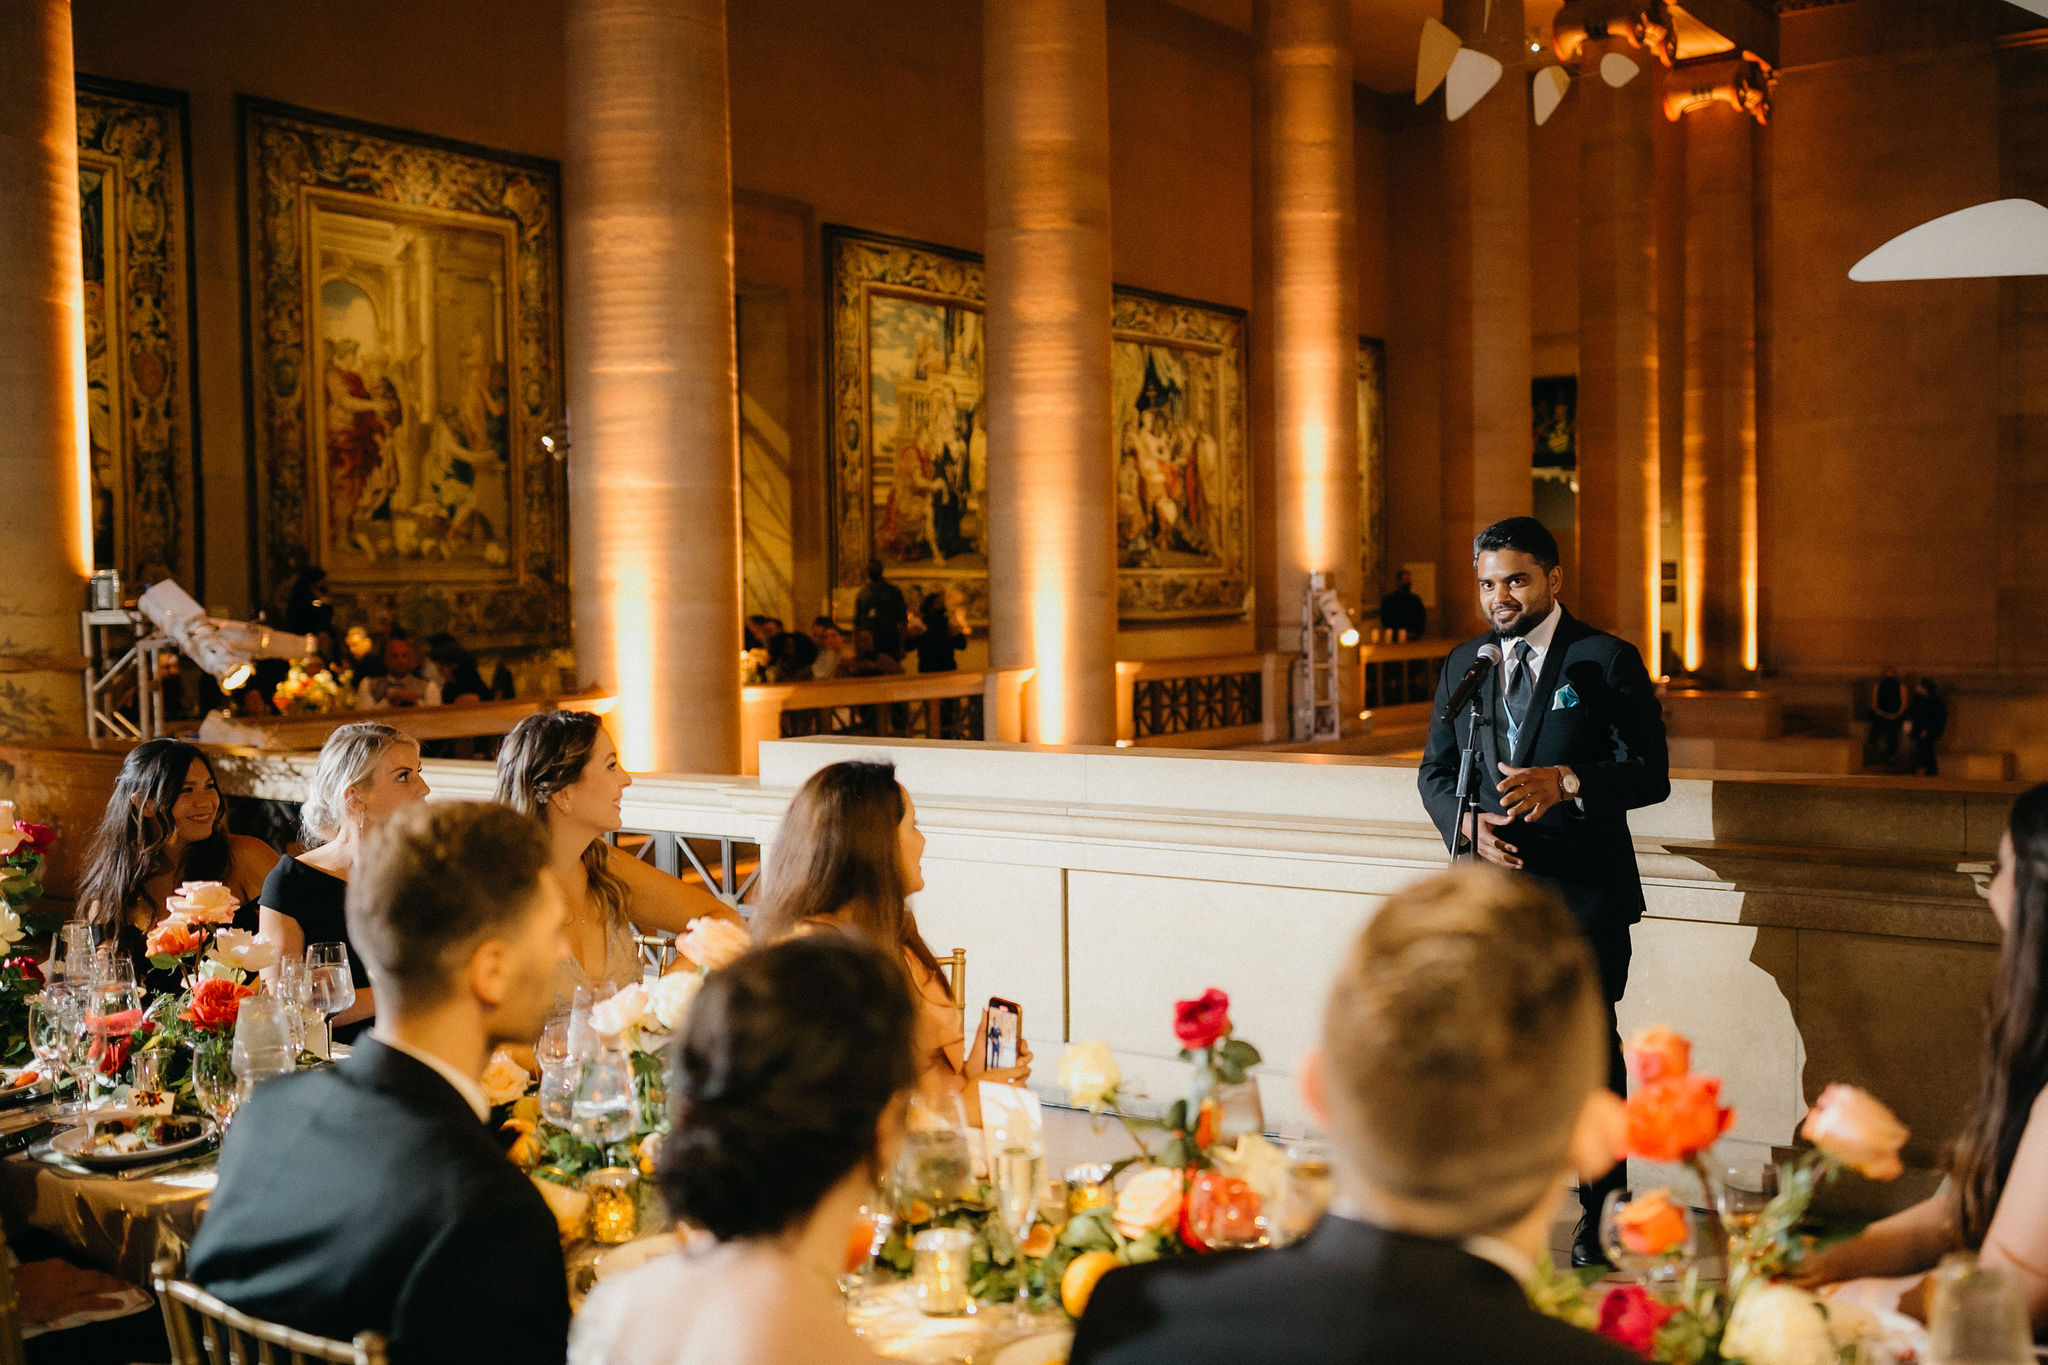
[938,947,967,1040]
[154,1258,387,1365]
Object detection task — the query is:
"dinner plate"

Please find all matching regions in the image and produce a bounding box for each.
[0,1072,55,1110]
[50,1111,216,1171]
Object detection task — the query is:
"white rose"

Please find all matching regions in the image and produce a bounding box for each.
[207,928,279,973]
[647,972,702,1033]
[1719,1283,1839,1365]
[589,983,650,1038]
[0,905,24,952]
[1212,1134,1289,1207]
[1059,1040,1121,1112]
[480,1051,534,1107]
[167,881,240,925]
[0,803,21,859]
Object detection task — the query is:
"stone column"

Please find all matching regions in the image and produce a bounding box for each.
[0,0,89,738]
[564,0,742,773]
[984,0,1117,746]
[1438,0,1530,641]
[1253,0,1359,680]
[1558,2,1671,667]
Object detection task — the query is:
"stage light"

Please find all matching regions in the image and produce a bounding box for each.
[1316,586,1359,648]
[137,580,315,693]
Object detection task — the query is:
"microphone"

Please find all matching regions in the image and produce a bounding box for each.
[1440,643,1502,722]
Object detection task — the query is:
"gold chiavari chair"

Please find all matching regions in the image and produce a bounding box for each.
[154,1258,387,1365]
[938,947,967,1040]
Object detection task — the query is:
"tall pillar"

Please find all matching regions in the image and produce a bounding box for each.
[1439,0,1531,641]
[1558,2,1671,667]
[564,0,742,773]
[1253,0,1359,670]
[0,0,89,738]
[1671,58,1769,684]
[984,0,1117,746]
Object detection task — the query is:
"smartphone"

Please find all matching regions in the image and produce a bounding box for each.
[984,997,1022,1071]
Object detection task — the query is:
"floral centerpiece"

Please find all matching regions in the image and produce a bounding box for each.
[1532,1025,1915,1364]
[133,881,277,1100]
[0,800,61,941]
[273,661,353,714]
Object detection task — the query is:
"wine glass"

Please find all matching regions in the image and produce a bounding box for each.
[570,1041,637,1152]
[890,1090,974,1218]
[231,996,297,1102]
[306,943,357,1053]
[84,977,143,1101]
[272,955,311,1056]
[535,1016,576,1128]
[192,1037,239,1128]
[29,990,86,1117]
[1271,1138,1336,1248]
[1714,1160,1779,1268]
[1601,1189,1699,1286]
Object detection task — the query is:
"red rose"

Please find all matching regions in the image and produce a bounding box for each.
[12,822,54,854]
[95,1035,132,1076]
[4,957,42,988]
[1173,989,1232,1050]
[181,977,254,1031]
[1597,1284,1677,1359]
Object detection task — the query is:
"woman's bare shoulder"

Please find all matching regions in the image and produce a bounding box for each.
[227,834,281,883]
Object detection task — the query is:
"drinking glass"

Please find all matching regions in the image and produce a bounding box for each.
[536,1017,576,1127]
[1601,1189,1698,1286]
[570,1041,637,1151]
[992,1141,1045,1313]
[84,978,143,1098]
[891,1090,974,1217]
[1926,1253,2033,1365]
[306,943,356,1052]
[130,1046,166,1100]
[272,955,312,1056]
[1185,1168,1266,1249]
[95,954,136,990]
[57,924,94,988]
[1271,1138,1336,1248]
[231,996,297,1102]
[1714,1160,1778,1264]
[28,991,86,1117]
[191,1037,239,1127]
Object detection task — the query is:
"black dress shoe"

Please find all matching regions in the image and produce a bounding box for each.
[1570,1214,1611,1270]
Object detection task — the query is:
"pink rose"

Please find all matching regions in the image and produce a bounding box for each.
[12,822,53,854]
[1800,1084,1909,1181]
[1112,1166,1184,1240]
[1597,1284,1677,1359]
[1173,989,1232,1050]
[1623,1025,1692,1086]
[167,881,240,925]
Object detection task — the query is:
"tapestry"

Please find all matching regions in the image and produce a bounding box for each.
[1358,335,1388,600]
[240,99,567,646]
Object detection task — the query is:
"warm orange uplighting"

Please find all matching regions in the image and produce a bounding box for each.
[609,565,656,772]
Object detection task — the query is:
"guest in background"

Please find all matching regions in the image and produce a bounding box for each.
[745,614,781,652]
[1907,677,1948,777]
[494,711,746,1008]
[840,629,903,678]
[1797,783,2048,1333]
[750,760,1029,1127]
[810,617,848,680]
[912,591,966,674]
[1070,867,1637,1365]
[769,628,820,683]
[356,632,438,709]
[570,936,915,1365]
[188,802,571,1365]
[342,625,385,688]
[1379,569,1427,641]
[1867,667,1907,768]
[854,559,909,662]
[77,739,278,994]
[426,631,490,704]
[282,564,335,651]
[254,722,429,1041]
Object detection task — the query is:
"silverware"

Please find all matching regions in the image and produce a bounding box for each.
[116,1145,218,1181]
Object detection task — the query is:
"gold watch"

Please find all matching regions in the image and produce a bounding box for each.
[1559,767,1582,799]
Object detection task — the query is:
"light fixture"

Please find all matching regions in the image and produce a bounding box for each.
[1294,572,1354,742]
[538,412,572,461]
[137,580,314,693]
[1533,65,1571,126]
[1315,584,1360,648]
[1849,199,2048,282]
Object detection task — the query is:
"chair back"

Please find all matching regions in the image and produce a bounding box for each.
[154,1259,388,1365]
[632,930,678,980]
[938,946,967,1039]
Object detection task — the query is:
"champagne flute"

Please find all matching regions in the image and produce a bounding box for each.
[992,1142,1045,1315]
[306,942,357,1053]
[29,990,85,1116]
[192,1037,239,1128]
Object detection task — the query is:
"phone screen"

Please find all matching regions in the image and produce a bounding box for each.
[984,998,1021,1071]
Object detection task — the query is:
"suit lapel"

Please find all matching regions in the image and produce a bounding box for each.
[1509,610,1579,767]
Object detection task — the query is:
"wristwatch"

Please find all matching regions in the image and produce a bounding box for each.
[1558,766,1582,799]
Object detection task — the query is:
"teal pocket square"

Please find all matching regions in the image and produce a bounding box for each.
[1552,684,1580,711]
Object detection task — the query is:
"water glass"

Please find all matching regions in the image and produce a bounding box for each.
[272,955,312,1055]
[130,1046,166,1100]
[892,1090,974,1216]
[1601,1189,1698,1285]
[231,996,297,1101]
[570,1042,637,1149]
[911,1227,974,1317]
[1714,1160,1779,1262]
[58,924,94,987]
[1271,1138,1335,1248]
[1926,1253,2033,1365]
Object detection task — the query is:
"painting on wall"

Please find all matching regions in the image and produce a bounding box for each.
[76,78,202,595]
[825,226,1250,623]
[241,99,567,647]
[1358,336,1388,601]
[1532,375,1579,553]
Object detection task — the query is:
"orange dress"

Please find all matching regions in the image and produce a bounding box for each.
[796,916,966,1101]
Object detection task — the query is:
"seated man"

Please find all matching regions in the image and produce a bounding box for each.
[1071,866,1638,1365]
[187,802,570,1365]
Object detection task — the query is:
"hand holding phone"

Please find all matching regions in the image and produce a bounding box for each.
[983,997,1021,1071]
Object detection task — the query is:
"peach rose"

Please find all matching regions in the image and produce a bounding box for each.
[480,1051,534,1107]
[145,915,205,959]
[0,803,18,858]
[1627,1073,1734,1162]
[1613,1188,1690,1258]
[167,881,240,925]
[1800,1084,1909,1181]
[1112,1166,1185,1240]
[1624,1025,1692,1086]
[589,983,650,1037]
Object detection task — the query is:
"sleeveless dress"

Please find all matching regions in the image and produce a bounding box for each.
[551,911,642,1013]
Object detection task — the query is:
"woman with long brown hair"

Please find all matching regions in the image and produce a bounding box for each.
[1801,782,2048,1329]
[77,739,278,992]
[750,759,1030,1126]
[494,711,745,1005]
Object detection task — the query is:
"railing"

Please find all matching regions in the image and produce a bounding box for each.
[1358,638,1455,719]
[195,693,617,752]
[740,672,989,774]
[1117,653,1286,748]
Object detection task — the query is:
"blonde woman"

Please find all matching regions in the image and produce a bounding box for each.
[258,722,429,1038]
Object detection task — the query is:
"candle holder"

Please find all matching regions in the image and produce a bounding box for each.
[1065,1163,1113,1215]
[911,1227,974,1317]
[586,1167,640,1245]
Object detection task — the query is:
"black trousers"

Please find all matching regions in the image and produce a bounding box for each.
[1526,873,1634,1228]
[1579,999,1630,1226]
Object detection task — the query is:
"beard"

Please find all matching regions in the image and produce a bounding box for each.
[1494,599,1553,639]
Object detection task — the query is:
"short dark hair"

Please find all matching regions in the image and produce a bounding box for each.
[346,802,551,1010]
[657,935,917,1240]
[1473,516,1561,572]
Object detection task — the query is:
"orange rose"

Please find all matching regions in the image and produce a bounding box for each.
[1112,1166,1184,1240]
[1624,1026,1692,1086]
[180,977,254,1031]
[1626,1073,1734,1162]
[145,915,205,959]
[1613,1188,1690,1258]
[1800,1084,1909,1181]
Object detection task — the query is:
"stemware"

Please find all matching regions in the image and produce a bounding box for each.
[29,990,87,1117]
[191,1037,239,1128]
[535,1016,577,1128]
[570,1041,637,1152]
[56,924,94,988]
[231,996,297,1102]
[1600,1189,1699,1286]
[272,955,312,1056]
[1714,1160,1779,1267]
[306,942,357,1053]
[891,1090,974,1216]
[83,977,144,1101]
[1270,1138,1336,1248]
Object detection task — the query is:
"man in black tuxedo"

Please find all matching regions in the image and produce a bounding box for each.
[1416,516,1669,1267]
[187,802,570,1365]
[1070,867,1639,1365]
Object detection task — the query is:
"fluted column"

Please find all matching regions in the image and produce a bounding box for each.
[1561,3,1670,667]
[565,0,742,773]
[0,0,89,738]
[984,0,1117,746]
[1439,0,1531,640]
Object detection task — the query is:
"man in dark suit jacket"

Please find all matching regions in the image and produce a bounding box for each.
[1417,516,1669,1265]
[1071,867,1641,1365]
[187,802,570,1365]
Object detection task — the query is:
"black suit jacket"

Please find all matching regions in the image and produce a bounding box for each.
[1417,610,1668,976]
[187,1039,569,1365]
[1069,1217,1643,1365]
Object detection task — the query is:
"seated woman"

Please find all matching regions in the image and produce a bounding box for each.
[78,739,279,994]
[571,935,914,1365]
[749,759,1030,1127]
[493,711,747,1009]
[254,721,429,1040]
[1800,781,2048,1331]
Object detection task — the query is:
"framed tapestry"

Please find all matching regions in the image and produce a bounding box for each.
[239,99,567,647]
[825,226,1251,624]
[77,77,202,594]
[1358,336,1387,599]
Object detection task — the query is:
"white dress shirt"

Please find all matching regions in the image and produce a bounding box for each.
[374,1033,492,1123]
[1498,602,1561,703]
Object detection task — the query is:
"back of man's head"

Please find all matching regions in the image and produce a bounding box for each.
[1320,866,1605,1239]
[347,801,551,1016]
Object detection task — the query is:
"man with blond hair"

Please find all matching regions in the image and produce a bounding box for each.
[1070,866,1639,1365]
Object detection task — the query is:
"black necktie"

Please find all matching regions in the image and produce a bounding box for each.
[1505,639,1533,734]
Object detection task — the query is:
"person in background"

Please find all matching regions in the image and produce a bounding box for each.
[854,559,909,662]
[426,632,490,704]
[1867,667,1907,769]
[810,617,848,680]
[749,760,1029,1127]
[356,632,438,709]
[77,739,279,995]
[1906,677,1948,777]
[744,615,781,652]
[770,628,820,683]
[254,722,429,1041]
[282,564,335,653]
[187,802,571,1365]
[840,629,903,678]
[912,592,966,674]
[1379,569,1427,641]
[570,936,914,1365]
[1798,784,2048,1334]
[1070,867,1637,1365]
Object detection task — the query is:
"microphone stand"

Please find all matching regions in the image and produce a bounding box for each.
[1446,685,1489,863]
